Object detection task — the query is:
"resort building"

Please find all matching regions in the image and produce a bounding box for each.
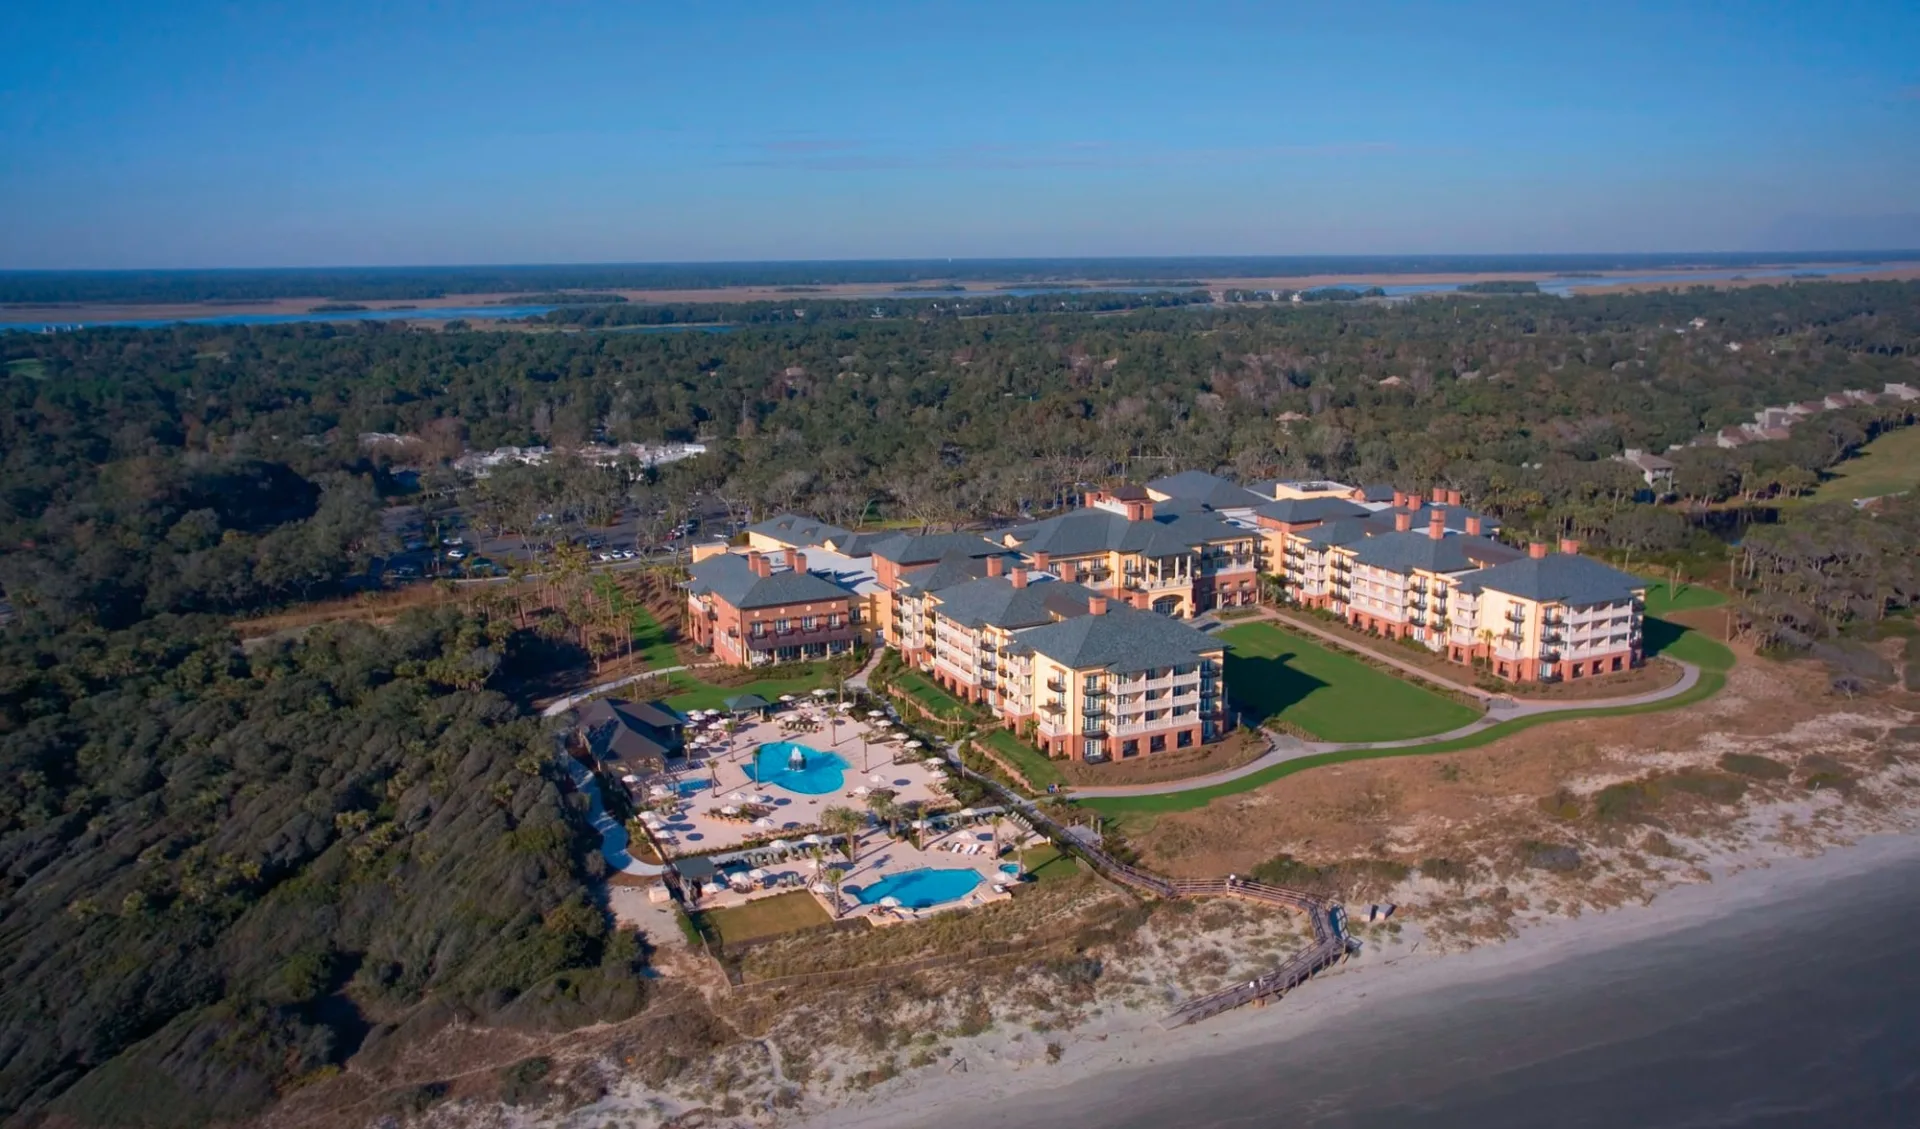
[865,532,1011,650]
[1340,509,1524,642]
[998,486,1261,616]
[685,548,862,666]
[572,698,686,774]
[1445,541,1647,681]
[1145,469,1268,517]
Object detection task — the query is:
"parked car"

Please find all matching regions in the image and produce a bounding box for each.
[445,548,466,560]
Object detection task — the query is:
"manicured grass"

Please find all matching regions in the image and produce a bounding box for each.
[628,605,681,669]
[4,358,48,380]
[1084,613,1732,819]
[890,670,977,720]
[1219,622,1480,742]
[662,666,835,711]
[1638,580,1729,616]
[696,889,832,945]
[1808,425,1920,504]
[982,729,1066,789]
[1017,844,1082,883]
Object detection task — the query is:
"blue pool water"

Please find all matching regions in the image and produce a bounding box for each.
[747,742,849,795]
[850,867,984,909]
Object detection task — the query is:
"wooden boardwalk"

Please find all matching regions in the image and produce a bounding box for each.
[949,759,1353,1027]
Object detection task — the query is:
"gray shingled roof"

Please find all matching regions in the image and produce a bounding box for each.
[686,553,855,609]
[1456,554,1647,606]
[575,698,685,763]
[1001,505,1242,559]
[1357,484,1398,503]
[744,513,850,547]
[1350,531,1522,575]
[868,531,1006,565]
[1147,470,1267,511]
[897,551,998,594]
[1012,605,1221,674]
[930,576,1099,630]
[1255,497,1371,524]
[1378,502,1504,533]
[1301,517,1385,548]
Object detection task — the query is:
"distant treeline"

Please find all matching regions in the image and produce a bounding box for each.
[540,289,1215,327]
[1300,286,1387,301]
[4,252,1914,304]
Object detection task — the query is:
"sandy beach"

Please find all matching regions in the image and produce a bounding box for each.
[794,822,1920,1129]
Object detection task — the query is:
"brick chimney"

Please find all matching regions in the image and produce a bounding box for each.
[1431,486,1447,503]
[746,550,771,576]
[1392,490,1407,509]
[792,551,807,573]
[1559,538,1581,555]
[1395,512,1412,532]
[782,547,799,571]
[1448,489,1463,506]
[1428,512,1445,540]
[1011,567,1028,589]
[1089,595,1108,616]
[987,555,1004,578]
[1033,551,1051,574]
[1465,516,1482,536]
[1528,542,1547,560]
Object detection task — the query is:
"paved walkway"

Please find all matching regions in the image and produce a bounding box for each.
[562,755,665,876]
[1069,654,1702,799]
[541,665,694,718]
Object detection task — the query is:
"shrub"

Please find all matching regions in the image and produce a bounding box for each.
[1521,842,1582,872]
[1719,753,1791,780]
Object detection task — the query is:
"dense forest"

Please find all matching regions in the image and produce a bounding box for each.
[4,253,1911,304]
[2,276,1917,1125]
[0,609,644,1127]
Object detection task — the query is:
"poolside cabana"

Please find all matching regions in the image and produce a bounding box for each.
[724,692,774,719]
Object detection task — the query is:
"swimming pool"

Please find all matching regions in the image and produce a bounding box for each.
[748,742,849,795]
[849,867,984,909]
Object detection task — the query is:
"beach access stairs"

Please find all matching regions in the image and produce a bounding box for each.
[944,756,1354,1028]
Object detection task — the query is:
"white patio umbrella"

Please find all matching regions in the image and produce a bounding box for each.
[755,817,775,828]
[852,786,870,796]
[769,838,792,853]
[620,774,639,783]
[879,896,902,909]
[906,741,924,750]
[837,702,853,711]
[813,688,830,697]
[959,807,977,818]
[703,881,724,896]
[921,756,942,765]
[780,694,795,703]
[867,710,884,718]
[729,791,748,802]
[809,881,830,894]
[801,833,824,846]
[869,774,886,784]
[806,857,821,870]
[721,805,740,815]
[748,867,768,882]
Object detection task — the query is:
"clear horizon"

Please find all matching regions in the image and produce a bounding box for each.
[4,0,1919,270]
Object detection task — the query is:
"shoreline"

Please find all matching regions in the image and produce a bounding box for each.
[792,823,1920,1129]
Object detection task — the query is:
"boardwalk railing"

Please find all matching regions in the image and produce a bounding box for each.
[943,751,1351,1026]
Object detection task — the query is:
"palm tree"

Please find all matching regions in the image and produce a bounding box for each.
[821,805,866,861]
[821,861,845,917]
[990,813,1008,860]
[865,789,900,838]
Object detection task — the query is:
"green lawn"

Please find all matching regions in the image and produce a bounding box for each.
[1808,425,1920,504]
[628,605,681,669]
[696,889,832,945]
[662,666,836,711]
[1638,580,1729,616]
[1017,844,1082,883]
[982,729,1066,789]
[890,669,977,720]
[1219,622,1481,742]
[1085,614,1734,819]
[4,358,48,381]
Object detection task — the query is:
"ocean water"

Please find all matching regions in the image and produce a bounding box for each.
[954,855,1920,1129]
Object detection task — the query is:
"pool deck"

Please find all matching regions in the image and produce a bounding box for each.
[634,708,954,858]
[686,822,1030,922]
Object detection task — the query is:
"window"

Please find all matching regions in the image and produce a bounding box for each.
[750,622,767,637]
[1177,730,1194,748]
[802,616,818,630]
[1149,734,1166,753]
[828,614,844,628]
[775,618,791,633]
[1121,739,1139,758]
[1082,738,1104,759]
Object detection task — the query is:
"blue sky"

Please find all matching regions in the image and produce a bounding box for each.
[2,0,1917,267]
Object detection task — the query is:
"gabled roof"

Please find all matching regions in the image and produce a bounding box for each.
[1350,532,1522,576]
[1300,517,1385,548]
[897,550,999,594]
[1457,554,1648,606]
[1011,606,1222,674]
[929,576,1100,631]
[575,698,685,764]
[1255,497,1371,524]
[686,552,855,609]
[1356,484,1398,503]
[1146,470,1267,511]
[868,531,1006,566]
[744,513,850,547]
[1001,506,1243,560]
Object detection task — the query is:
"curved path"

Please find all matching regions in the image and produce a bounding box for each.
[1070,657,1702,799]
[562,755,665,876]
